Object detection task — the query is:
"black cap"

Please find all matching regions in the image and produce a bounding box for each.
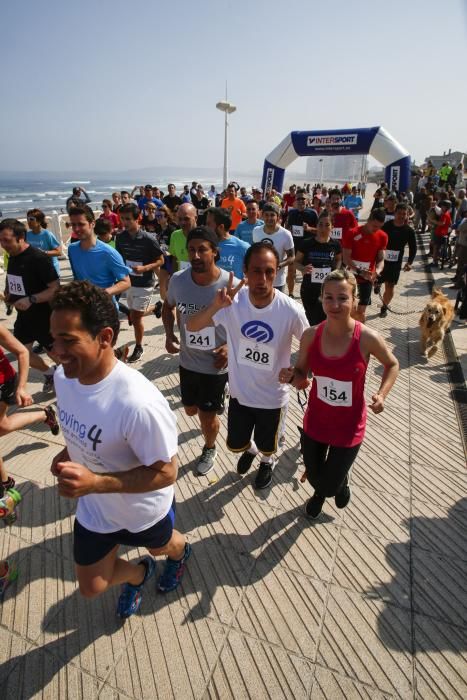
[186,226,219,248]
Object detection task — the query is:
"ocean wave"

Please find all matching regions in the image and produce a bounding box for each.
[0,199,34,205]
[61,181,90,184]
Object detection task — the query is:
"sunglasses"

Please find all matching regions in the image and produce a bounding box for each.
[27,216,36,221]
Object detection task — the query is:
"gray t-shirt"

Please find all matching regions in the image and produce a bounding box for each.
[166,267,231,375]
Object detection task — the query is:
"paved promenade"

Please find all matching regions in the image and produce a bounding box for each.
[0,212,466,698]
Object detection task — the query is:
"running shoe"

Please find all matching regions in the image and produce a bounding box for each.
[5,305,13,317]
[278,434,286,448]
[0,560,18,600]
[236,450,256,475]
[158,542,192,593]
[44,406,60,436]
[117,556,156,619]
[254,459,276,489]
[306,493,325,519]
[153,301,163,318]
[196,446,217,476]
[379,305,388,318]
[373,281,382,296]
[128,345,144,363]
[1,476,16,492]
[335,484,351,510]
[33,344,44,354]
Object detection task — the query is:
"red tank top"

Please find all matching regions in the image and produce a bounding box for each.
[303,321,368,447]
[0,347,15,385]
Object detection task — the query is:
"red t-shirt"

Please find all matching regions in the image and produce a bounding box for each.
[434,211,451,238]
[343,225,388,273]
[283,192,296,212]
[332,208,357,243]
[0,348,15,385]
[100,212,120,230]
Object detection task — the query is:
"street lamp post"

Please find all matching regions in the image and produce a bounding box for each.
[319,158,324,183]
[216,99,236,191]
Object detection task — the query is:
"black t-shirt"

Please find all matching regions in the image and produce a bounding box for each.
[300,238,341,298]
[286,208,318,249]
[116,229,162,288]
[382,221,417,266]
[7,245,59,318]
[163,195,182,211]
[192,196,210,225]
[157,224,177,253]
[141,216,159,234]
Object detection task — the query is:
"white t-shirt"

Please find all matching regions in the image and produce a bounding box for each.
[252,225,294,288]
[54,361,177,534]
[213,287,308,408]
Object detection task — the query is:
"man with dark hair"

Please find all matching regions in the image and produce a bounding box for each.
[120,191,132,205]
[163,184,182,212]
[221,183,247,232]
[377,203,417,318]
[191,185,210,225]
[137,185,162,212]
[252,203,294,292]
[342,209,388,323]
[206,207,249,280]
[383,193,397,223]
[187,242,308,490]
[68,206,130,307]
[162,227,231,476]
[66,186,91,214]
[285,190,318,296]
[0,218,60,390]
[116,204,163,362]
[328,189,357,243]
[236,200,263,245]
[50,280,189,617]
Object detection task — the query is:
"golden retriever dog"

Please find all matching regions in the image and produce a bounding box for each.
[419,288,454,358]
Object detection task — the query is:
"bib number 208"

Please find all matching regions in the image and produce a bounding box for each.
[245,347,270,364]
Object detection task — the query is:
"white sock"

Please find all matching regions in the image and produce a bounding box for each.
[247,440,258,456]
[260,453,274,465]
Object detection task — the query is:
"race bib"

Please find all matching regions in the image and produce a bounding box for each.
[331,227,342,240]
[292,225,304,238]
[179,260,191,270]
[311,266,331,283]
[385,249,399,262]
[352,259,370,271]
[315,376,352,407]
[7,274,26,296]
[126,260,143,277]
[238,338,275,371]
[186,327,215,351]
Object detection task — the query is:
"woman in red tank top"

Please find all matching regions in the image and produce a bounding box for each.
[279,269,399,519]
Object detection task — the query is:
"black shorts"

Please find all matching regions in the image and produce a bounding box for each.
[357,280,372,306]
[73,499,176,566]
[380,262,401,285]
[0,376,17,405]
[179,365,227,413]
[14,312,54,350]
[227,397,283,455]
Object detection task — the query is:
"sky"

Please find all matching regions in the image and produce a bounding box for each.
[1,0,467,175]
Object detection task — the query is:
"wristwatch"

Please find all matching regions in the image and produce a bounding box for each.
[29,295,38,304]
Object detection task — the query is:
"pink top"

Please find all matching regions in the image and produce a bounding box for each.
[303,321,368,447]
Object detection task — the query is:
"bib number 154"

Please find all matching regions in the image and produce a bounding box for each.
[315,376,352,406]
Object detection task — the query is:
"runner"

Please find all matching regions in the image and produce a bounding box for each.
[252,203,294,292]
[383,193,397,223]
[280,269,399,518]
[430,199,452,267]
[50,280,189,617]
[343,186,364,221]
[377,203,417,318]
[162,227,231,476]
[168,203,198,271]
[186,242,308,489]
[115,203,164,362]
[0,218,60,391]
[206,207,249,280]
[26,209,62,277]
[342,209,387,323]
[295,210,342,325]
[285,190,318,297]
[221,183,247,232]
[235,201,263,245]
[328,189,357,245]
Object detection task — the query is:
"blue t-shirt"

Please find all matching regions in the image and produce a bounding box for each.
[235,219,264,245]
[138,196,163,210]
[343,195,363,219]
[68,240,130,299]
[26,229,61,274]
[218,236,250,279]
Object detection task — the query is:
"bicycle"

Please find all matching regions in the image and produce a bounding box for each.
[438,232,455,270]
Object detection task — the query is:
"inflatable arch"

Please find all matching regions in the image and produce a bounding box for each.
[261,126,411,195]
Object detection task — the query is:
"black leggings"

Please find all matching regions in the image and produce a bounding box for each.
[300,290,326,326]
[301,433,361,498]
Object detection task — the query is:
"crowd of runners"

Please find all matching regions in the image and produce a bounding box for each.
[0,170,465,616]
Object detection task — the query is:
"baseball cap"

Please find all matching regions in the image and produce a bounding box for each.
[262,203,281,215]
[187,226,219,248]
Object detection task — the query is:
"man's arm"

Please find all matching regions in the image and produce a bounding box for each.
[81,189,91,204]
[106,275,130,296]
[278,248,295,269]
[14,279,60,312]
[161,299,180,353]
[342,247,353,269]
[405,229,417,268]
[375,249,385,276]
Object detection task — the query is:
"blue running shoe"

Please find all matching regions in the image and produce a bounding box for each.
[117,556,156,619]
[158,542,192,593]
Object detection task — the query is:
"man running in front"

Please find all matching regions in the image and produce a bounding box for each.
[50,281,190,618]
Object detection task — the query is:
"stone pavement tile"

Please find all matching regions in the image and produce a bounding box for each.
[351,453,410,498]
[176,540,254,626]
[410,434,466,472]
[0,626,31,684]
[411,408,462,446]
[234,560,326,658]
[0,431,63,485]
[358,430,409,463]
[310,666,394,699]
[317,586,413,698]
[412,548,467,626]
[205,629,314,700]
[173,477,210,544]
[105,609,226,700]
[414,614,467,700]
[341,486,410,543]
[333,528,411,609]
[412,463,467,509]
[0,541,76,643]
[411,498,467,561]
[260,507,338,582]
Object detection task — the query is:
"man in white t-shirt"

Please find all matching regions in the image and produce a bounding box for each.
[186,242,308,490]
[252,203,294,292]
[49,280,190,619]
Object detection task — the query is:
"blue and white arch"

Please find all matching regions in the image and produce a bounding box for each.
[261,126,411,194]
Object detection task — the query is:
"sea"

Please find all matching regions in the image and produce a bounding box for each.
[0,170,273,219]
